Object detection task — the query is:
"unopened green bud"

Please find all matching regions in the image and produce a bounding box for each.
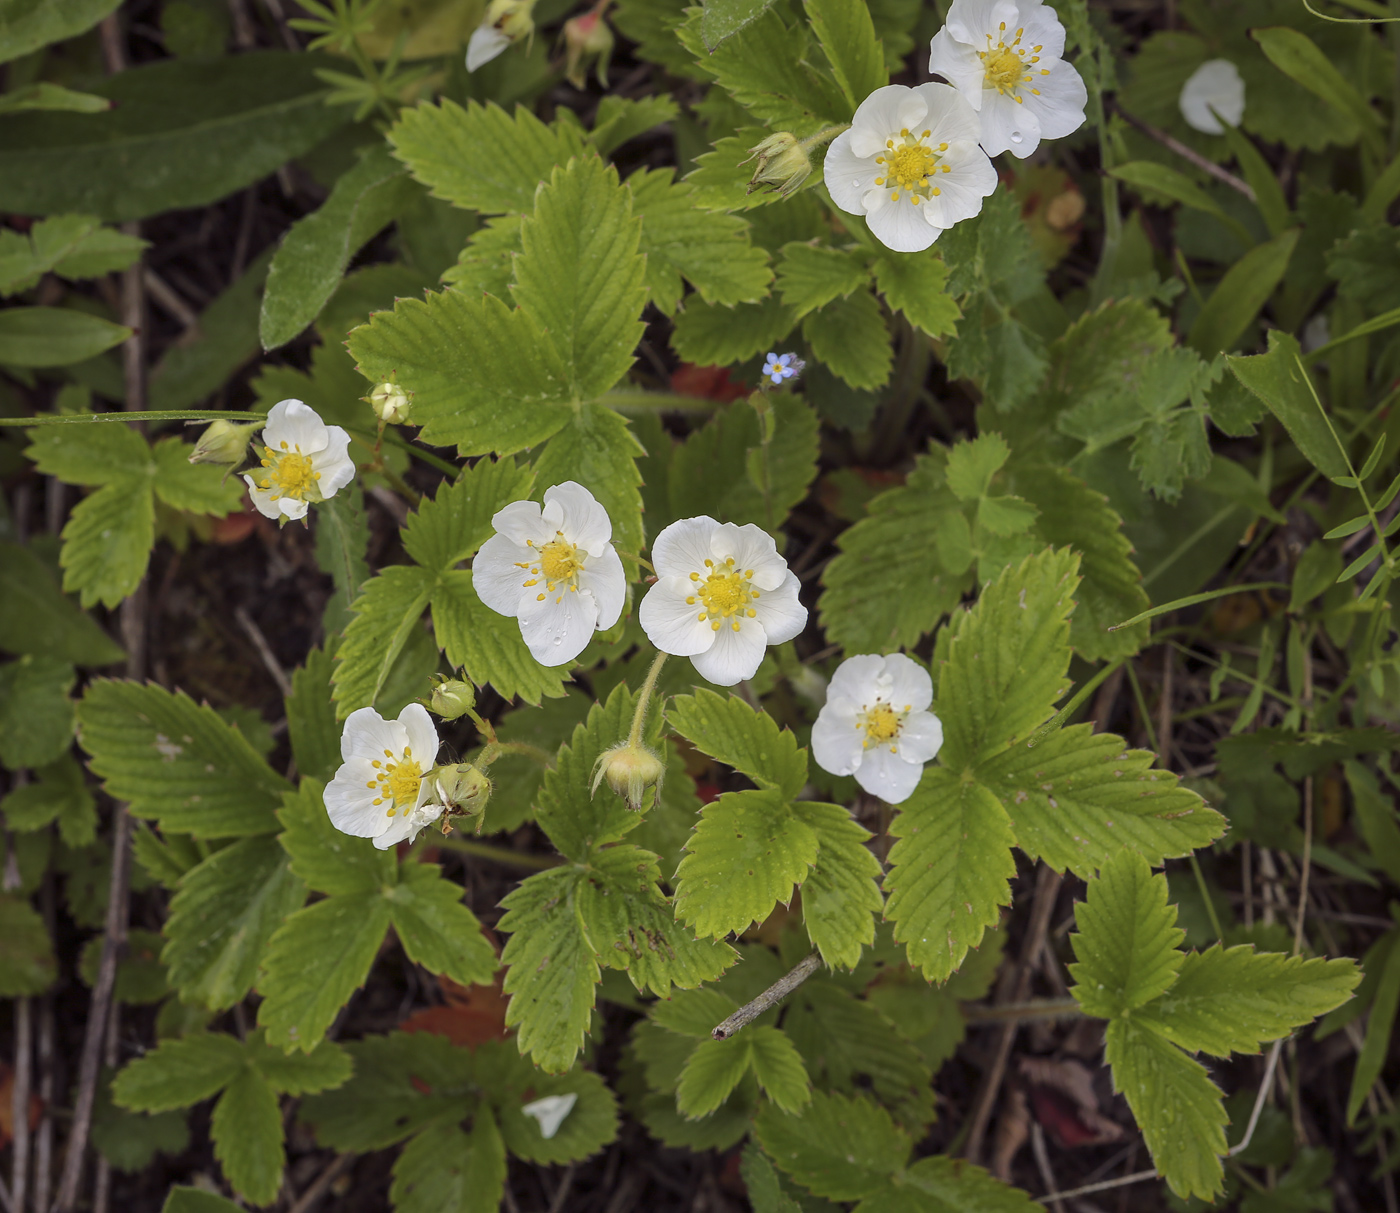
[432,763,492,819]
[367,381,412,425]
[590,742,665,812]
[563,10,614,89]
[429,676,476,721]
[188,420,257,466]
[744,132,812,199]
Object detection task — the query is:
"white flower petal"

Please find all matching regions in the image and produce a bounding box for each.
[866,197,943,253]
[920,141,998,229]
[881,653,934,713]
[709,522,787,591]
[243,475,282,520]
[397,704,440,772]
[690,619,767,686]
[1026,59,1088,141]
[1021,1,1068,63]
[849,85,930,157]
[822,131,874,214]
[579,543,627,630]
[978,88,1042,157]
[518,585,598,665]
[263,399,329,455]
[340,706,402,762]
[466,24,510,70]
[324,758,392,838]
[811,701,865,776]
[490,499,550,548]
[915,82,984,145]
[928,29,986,108]
[651,516,721,578]
[945,0,1022,46]
[544,481,612,554]
[639,577,716,657]
[473,533,536,618]
[853,746,925,804]
[827,655,889,704]
[312,426,356,500]
[1179,58,1245,134]
[898,710,945,764]
[522,1094,577,1139]
[749,571,806,645]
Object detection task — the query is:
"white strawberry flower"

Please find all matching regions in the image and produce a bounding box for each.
[242,398,355,522]
[325,704,443,850]
[1179,59,1245,134]
[811,653,943,804]
[473,481,627,667]
[639,517,806,686]
[928,0,1088,159]
[823,83,998,254]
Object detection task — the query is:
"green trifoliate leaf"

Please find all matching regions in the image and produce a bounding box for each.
[402,459,536,574]
[670,294,797,366]
[1067,850,1185,1019]
[210,1067,283,1206]
[934,547,1078,771]
[819,450,971,654]
[740,1143,803,1213]
[1135,944,1360,1056]
[163,835,306,1011]
[245,1031,351,1096]
[0,654,74,770]
[667,394,820,532]
[257,891,393,1053]
[286,647,341,785]
[2,754,96,846]
[755,1090,909,1201]
[277,778,394,898]
[390,1113,507,1213]
[1037,298,1174,420]
[676,1034,754,1118]
[883,768,1016,982]
[480,1042,622,1165]
[789,801,882,969]
[513,157,649,404]
[804,0,885,112]
[884,1156,1043,1211]
[981,726,1227,878]
[441,214,520,298]
[429,571,570,705]
[497,867,600,1073]
[386,862,498,990]
[803,288,893,390]
[113,1033,247,1111]
[0,540,125,666]
[590,95,682,157]
[945,433,1012,500]
[667,690,808,798]
[532,404,645,556]
[332,564,436,717]
[387,99,585,214]
[873,252,960,338]
[0,214,145,296]
[629,166,773,313]
[260,145,415,350]
[348,289,573,455]
[0,896,56,996]
[776,243,872,318]
[149,437,243,516]
[674,789,820,939]
[55,481,154,609]
[677,5,849,132]
[1104,1018,1227,1200]
[745,1026,811,1113]
[78,680,290,837]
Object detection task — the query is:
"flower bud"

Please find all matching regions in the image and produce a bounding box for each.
[188,420,257,466]
[367,381,412,426]
[429,676,476,721]
[433,763,492,819]
[590,742,665,812]
[744,132,812,198]
[563,10,614,89]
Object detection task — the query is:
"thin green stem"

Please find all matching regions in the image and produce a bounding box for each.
[628,651,669,749]
[1124,660,1159,753]
[798,124,850,152]
[492,741,554,767]
[0,409,266,427]
[434,835,561,870]
[1190,852,1226,942]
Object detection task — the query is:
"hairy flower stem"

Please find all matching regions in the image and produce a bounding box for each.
[627,651,668,749]
[797,124,850,153]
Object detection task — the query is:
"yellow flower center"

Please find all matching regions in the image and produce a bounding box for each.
[977,23,1047,102]
[873,129,951,205]
[516,532,586,606]
[687,556,760,633]
[859,700,912,751]
[256,442,321,503]
[367,745,422,818]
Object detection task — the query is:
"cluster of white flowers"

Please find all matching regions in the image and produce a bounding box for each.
[827,0,1087,252]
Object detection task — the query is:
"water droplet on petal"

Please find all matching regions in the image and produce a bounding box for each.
[1010,131,1024,144]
